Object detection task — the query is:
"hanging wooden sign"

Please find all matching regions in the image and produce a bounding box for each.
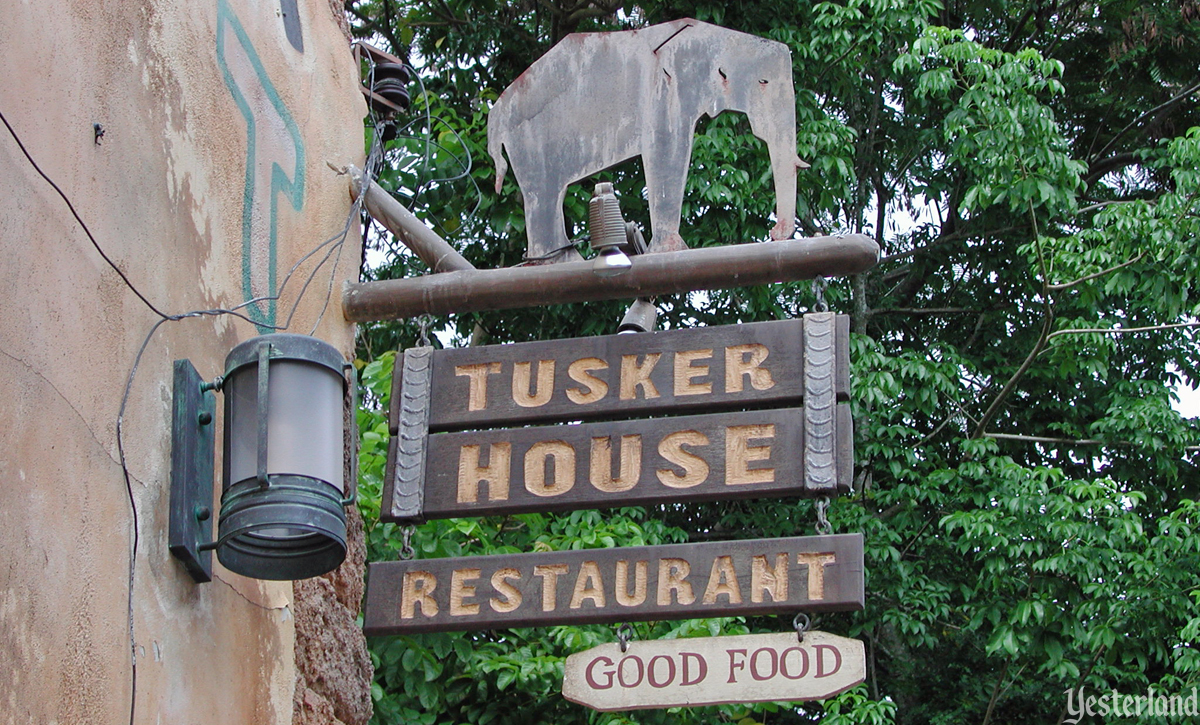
[418,405,852,518]
[400,317,849,432]
[363,534,863,635]
[562,631,866,711]
[382,315,852,523]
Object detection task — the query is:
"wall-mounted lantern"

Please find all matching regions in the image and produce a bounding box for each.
[169,334,355,583]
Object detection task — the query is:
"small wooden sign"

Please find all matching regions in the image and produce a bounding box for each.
[363,534,863,635]
[420,405,852,519]
[562,631,865,711]
[417,317,849,431]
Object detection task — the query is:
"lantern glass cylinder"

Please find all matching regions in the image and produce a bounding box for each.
[217,334,349,580]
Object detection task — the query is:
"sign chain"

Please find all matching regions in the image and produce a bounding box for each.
[400,524,416,560]
[417,314,433,347]
[815,496,832,536]
[811,276,829,312]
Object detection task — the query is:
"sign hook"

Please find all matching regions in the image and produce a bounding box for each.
[616,623,634,653]
[793,612,811,643]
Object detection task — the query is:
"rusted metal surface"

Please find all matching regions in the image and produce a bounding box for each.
[488,18,807,261]
[344,164,474,273]
[354,42,409,115]
[362,533,864,634]
[342,233,878,321]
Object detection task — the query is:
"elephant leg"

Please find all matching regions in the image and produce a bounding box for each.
[643,135,693,253]
[522,183,581,263]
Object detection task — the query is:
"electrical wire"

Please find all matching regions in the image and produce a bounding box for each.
[365,56,484,243]
[0,106,373,725]
[519,235,588,263]
[0,110,174,320]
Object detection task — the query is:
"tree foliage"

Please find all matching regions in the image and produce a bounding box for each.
[347,1,1200,723]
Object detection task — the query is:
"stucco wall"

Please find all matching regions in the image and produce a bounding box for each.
[0,1,367,722]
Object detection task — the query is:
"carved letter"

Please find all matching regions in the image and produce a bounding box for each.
[619,353,661,400]
[725,424,775,486]
[524,440,576,496]
[512,360,554,408]
[489,568,522,613]
[590,434,642,493]
[656,558,695,605]
[751,553,790,603]
[796,552,837,601]
[570,561,606,609]
[457,443,512,503]
[615,560,648,606]
[701,555,743,604]
[674,349,713,396]
[725,344,775,393]
[400,571,438,619]
[449,568,481,616]
[657,430,710,488]
[533,563,569,612]
[567,357,608,404]
[454,362,501,411]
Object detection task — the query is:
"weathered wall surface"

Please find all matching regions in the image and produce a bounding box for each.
[0,1,369,723]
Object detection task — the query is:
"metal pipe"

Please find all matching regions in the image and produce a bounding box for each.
[345,164,475,274]
[343,234,878,321]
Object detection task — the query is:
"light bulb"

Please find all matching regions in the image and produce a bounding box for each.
[593,246,632,277]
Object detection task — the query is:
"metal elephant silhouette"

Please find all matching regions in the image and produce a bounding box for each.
[488,18,808,263]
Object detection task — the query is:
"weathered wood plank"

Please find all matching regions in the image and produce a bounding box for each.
[407,405,852,521]
[424,317,849,431]
[562,631,866,710]
[363,534,864,635]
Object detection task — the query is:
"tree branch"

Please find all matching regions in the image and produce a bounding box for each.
[1055,647,1107,725]
[868,307,987,316]
[1047,253,1144,291]
[344,2,403,53]
[1084,152,1142,186]
[986,432,1200,451]
[1046,320,1200,340]
[980,660,1011,725]
[1091,80,1200,164]
[974,205,1054,439]
[1076,199,1143,215]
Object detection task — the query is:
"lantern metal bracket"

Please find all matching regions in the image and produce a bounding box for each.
[168,359,217,583]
